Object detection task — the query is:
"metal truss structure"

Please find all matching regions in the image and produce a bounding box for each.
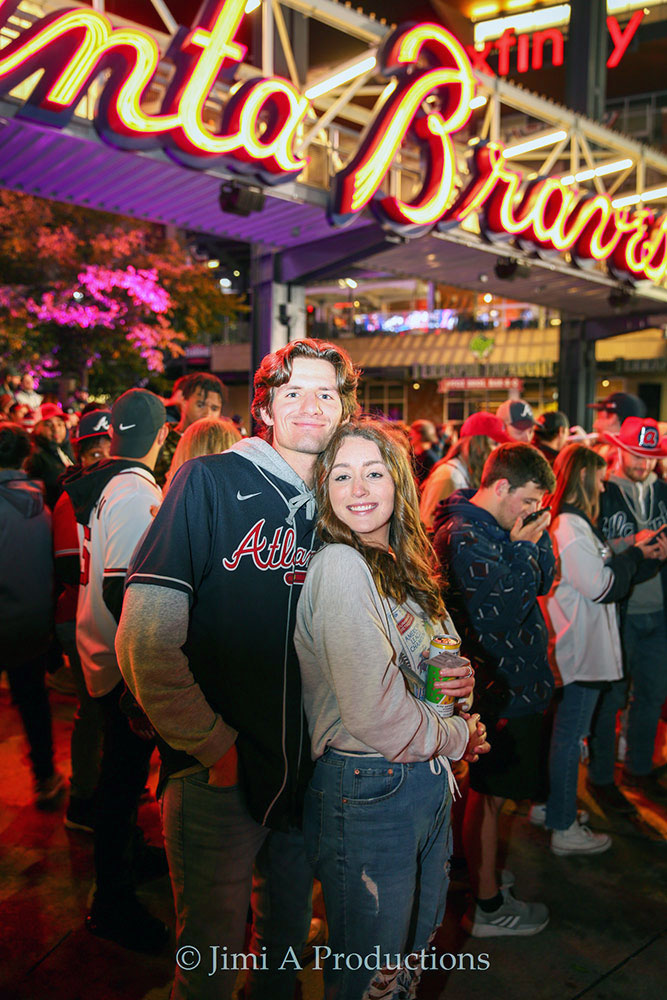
[3,0,667,293]
[4,0,667,210]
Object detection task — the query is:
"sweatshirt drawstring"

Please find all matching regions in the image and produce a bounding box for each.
[429,752,460,799]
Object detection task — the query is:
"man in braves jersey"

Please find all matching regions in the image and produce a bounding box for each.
[52,408,112,834]
[116,339,359,1000]
[588,417,667,810]
[63,389,169,952]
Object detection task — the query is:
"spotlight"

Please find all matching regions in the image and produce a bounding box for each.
[219,181,266,217]
[494,257,531,281]
[608,285,635,310]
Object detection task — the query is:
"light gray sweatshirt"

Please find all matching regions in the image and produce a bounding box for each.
[294,544,469,762]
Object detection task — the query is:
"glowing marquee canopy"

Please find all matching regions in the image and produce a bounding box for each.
[0,0,665,286]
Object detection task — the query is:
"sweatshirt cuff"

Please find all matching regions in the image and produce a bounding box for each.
[442,713,470,761]
[193,716,238,767]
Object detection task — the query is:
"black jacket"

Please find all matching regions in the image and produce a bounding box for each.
[0,470,53,666]
[25,435,73,510]
[433,489,556,717]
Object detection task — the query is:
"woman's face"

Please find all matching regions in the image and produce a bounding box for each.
[328,436,396,549]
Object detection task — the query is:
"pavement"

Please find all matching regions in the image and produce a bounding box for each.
[1,676,666,1000]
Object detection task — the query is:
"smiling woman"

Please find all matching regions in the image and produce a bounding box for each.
[294,417,488,1000]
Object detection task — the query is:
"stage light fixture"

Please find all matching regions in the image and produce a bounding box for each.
[219,181,266,217]
[608,285,635,310]
[494,257,531,281]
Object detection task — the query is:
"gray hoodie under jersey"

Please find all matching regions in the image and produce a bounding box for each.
[607,473,664,615]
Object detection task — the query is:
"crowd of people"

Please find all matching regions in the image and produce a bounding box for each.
[1,347,667,1000]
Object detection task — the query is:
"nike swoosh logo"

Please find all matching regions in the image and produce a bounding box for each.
[237,491,261,501]
[119,423,136,431]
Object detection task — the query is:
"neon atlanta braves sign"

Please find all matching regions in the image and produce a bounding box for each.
[0,0,665,285]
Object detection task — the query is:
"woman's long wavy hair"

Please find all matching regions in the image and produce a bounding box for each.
[427,434,494,492]
[315,419,446,621]
[549,443,606,523]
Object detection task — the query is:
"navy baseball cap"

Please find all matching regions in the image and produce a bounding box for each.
[76,409,112,442]
[588,392,646,423]
[496,399,535,430]
[110,390,166,458]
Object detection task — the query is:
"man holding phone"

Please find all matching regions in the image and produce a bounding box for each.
[432,443,556,937]
[588,417,667,807]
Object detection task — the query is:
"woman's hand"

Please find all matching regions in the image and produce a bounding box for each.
[460,712,491,763]
[431,653,475,700]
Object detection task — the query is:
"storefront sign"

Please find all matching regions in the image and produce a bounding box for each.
[438,376,523,392]
[420,361,553,379]
[468,12,643,77]
[0,1,664,286]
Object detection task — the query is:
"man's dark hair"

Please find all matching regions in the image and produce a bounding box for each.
[251,338,360,441]
[180,373,226,404]
[480,442,556,492]
[0,421,31,469]
[80,401,106,417]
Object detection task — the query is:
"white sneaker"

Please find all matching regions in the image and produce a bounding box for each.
[462,888,549,937]
[551,820,612,856]
[528,802,589,828]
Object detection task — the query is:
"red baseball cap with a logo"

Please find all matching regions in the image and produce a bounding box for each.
[602,417,667,458]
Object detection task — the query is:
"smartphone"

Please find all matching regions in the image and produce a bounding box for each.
[523,505,550,526]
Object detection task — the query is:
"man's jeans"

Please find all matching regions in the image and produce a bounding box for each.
[304,750,453,1000]
[94,682,154,902]
[546,682,600,831]
[162,771,313,1000]
[589,611,667,784]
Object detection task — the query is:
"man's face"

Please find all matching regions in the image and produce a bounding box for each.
[182,389,222,429]
[80,437,111,469]
[495,480,548,531]
[505,423,534,443]
[619,448,657,483]
[261,357,343,464]
[594,409,620,436]
[45,416,67,444]
[6,374,20,391]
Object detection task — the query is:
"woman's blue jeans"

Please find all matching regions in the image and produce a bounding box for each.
[546,682,600,831]
[304,750,453,1000]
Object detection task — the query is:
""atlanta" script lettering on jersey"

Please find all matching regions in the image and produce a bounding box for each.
[222,519,313,585]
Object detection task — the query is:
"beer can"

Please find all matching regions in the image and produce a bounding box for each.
[425,634,461,718]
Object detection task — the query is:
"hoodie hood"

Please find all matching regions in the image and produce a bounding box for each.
[0,469,45,518]
[432,488,501,537]
[229,436,316,525]
[606,471,660,529]
[63,457,154,525]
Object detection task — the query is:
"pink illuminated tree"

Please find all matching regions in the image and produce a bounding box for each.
[0,191,245,395]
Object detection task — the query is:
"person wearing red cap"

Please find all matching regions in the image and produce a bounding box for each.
[419,412,508,532]
[588,391,646,467]
[25,406,74,509]
[587,417,667,809]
